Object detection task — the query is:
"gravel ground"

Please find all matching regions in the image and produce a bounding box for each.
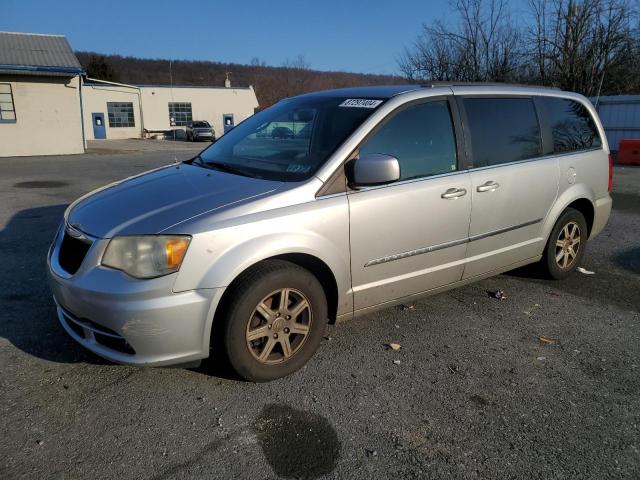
[1,141,638,479]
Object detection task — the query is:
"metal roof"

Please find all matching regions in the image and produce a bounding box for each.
[590,95,640,151]
[0,32,83,75]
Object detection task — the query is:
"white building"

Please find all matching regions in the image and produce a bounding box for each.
[0,32,259,157]
[82,80,259,141]
[0,32,85,157]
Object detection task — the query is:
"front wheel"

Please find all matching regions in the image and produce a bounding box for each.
[541,208,588,279]
[219,260,327,382]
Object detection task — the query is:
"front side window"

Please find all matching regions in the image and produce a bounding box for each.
[464,97,542,167]
[193,96,383,181]
[359,100,457,180]
[107,102,135,128]
[169,102,192,126]
[540,97,602,153]
[0,83,16,123]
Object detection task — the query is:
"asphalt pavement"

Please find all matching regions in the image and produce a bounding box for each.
[1,141,638,479]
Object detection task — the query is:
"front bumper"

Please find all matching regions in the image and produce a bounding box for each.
[47,226,223,366]
[193,131,214,139]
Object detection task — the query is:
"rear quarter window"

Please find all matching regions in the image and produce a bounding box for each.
[539,97,602,153]
[463,97,542,167]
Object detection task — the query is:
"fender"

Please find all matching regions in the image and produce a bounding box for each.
[541,183,595,247]
[187,230,352,354]
[198,232,349,295]
[173,198,352,306]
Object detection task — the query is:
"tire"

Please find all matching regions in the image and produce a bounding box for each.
[218,259,327,382]
[541,208,588,280]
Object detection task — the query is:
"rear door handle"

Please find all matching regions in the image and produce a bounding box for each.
[477,181,500,192]
[441,188,467,199]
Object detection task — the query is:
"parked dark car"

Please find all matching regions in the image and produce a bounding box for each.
[271,126,295,139]
[186,121,215,142]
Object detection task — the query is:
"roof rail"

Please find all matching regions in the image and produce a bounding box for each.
[422,81,561,90]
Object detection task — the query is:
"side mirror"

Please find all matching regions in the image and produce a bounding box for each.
[347,154,400,188]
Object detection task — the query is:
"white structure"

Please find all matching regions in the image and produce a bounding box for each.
[1,31,259,157]
[82,80,259,141]
[0,32,85,157]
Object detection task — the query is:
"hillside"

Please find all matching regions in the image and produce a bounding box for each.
[75,52,408,108]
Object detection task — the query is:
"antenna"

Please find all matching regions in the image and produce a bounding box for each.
[594,67,606,110]
[169,59,178,163]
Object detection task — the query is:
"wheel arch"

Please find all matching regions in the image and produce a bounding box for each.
[207,253,342,357]
[564,198,594,236]
[542,185,596,246]
[219,253,340,322]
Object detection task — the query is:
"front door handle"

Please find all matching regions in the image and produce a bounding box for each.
[441,188,467,199]
[477,181,500,192]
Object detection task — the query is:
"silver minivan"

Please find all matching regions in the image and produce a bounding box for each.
[48,85,612,381]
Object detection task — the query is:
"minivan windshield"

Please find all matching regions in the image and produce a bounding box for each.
[190,96,384,181]
[192,121,210,128]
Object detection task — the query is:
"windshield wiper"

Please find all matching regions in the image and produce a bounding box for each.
[190,155,256,178]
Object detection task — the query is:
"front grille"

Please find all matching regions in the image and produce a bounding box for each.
[60,308,136,355]
[94,333,136,355]
[66,317,85,338]
[58,232,91,274]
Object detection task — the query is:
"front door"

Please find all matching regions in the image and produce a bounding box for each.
[92,113,106,139]
[348,98,472,311]
[458,96,560,278]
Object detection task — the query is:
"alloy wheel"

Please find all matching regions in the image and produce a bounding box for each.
[246,288,312,365]
[555,221,581,269]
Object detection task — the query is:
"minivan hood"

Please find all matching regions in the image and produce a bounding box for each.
[67,164,282,238]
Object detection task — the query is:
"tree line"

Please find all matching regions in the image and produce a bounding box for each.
[76,52,407,108]
[398,0,639,97]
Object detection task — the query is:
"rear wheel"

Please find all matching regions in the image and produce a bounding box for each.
[541,208,588,279]
[219,260,327,382]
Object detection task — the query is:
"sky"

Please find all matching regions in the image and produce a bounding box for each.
[2,0,458,75]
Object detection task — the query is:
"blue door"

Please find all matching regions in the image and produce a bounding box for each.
[223,114,234,134]
[92,113,106,139]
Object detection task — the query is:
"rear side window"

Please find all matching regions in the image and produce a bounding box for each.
[463,97,541,167]
[359,100,457,180]
[540,97,601,153]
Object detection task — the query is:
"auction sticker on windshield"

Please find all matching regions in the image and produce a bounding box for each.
[339,99,383,108]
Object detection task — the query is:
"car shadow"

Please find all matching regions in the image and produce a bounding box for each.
[504,260,639,313]
[613,246,640,275]
[0,204,106,364]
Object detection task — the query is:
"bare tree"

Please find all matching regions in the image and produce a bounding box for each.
[280,54,313,97]
[527,0,636,96]
[399,0,638,95]
[398,0,523,82]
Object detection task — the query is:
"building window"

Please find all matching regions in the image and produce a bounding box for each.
[107,102,135,128]
[169,102,192,126]
[0,83,17,123]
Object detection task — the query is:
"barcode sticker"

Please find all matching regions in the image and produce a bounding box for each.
[339,99,383,108]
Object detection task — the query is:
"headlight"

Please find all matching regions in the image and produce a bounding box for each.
[102,235,191,279]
